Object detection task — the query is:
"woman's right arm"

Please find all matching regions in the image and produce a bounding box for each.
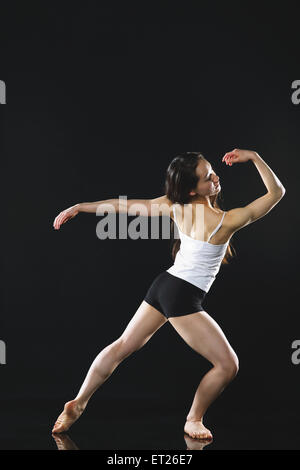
[53,195,173,230]
[78,195,173,215]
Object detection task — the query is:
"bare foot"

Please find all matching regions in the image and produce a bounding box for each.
[184,420,213,440]
[52,400,85,433]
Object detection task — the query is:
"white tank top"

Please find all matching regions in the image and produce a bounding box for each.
[166,205,229,293]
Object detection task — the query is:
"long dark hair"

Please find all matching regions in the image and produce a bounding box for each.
[164,152,236,265]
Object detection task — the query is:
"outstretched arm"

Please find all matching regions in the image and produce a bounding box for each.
[53,195,173,230]
[78,195,173,215]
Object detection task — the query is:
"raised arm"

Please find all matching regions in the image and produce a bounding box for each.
[53,195,173,230]
[222,149,286,232]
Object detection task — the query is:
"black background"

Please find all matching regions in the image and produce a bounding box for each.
[1,1,299,451]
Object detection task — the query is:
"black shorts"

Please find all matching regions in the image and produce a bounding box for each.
[144,271,207,319]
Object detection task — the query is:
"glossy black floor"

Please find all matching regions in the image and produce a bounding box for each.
[0,394,299,450]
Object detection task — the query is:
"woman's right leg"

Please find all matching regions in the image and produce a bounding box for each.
[52,301,167,433]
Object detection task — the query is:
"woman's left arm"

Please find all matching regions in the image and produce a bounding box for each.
[223,149,286,195]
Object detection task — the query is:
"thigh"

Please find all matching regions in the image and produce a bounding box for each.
[168,310,237,366]
[118,300,168,353]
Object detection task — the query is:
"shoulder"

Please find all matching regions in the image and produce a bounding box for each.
[150,195,175,218]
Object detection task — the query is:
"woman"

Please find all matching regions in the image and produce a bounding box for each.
[52,148,285,439]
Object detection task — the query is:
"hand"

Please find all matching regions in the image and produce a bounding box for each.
[222,149,257,166]
[53,204,80,230]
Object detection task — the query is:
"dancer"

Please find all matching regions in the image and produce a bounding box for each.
[52,149,285,439]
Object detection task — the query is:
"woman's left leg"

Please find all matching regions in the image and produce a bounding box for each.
[168,310,239,439]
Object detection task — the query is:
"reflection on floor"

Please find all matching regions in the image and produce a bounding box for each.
[51,432,213,451]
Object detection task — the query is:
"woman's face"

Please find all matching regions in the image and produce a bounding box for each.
[191,159,221,197]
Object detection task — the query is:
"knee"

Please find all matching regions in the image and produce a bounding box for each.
[113,336,141,360]
[219,352,239,381]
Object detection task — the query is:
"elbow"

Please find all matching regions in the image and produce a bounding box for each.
[279,186,286,197]
[268,186,286,198]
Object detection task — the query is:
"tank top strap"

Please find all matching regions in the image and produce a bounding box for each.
[207,211,226,242]
[172,204,178,223]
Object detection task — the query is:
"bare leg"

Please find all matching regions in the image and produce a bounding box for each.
[52,301,167,433]
[168,310,239,439]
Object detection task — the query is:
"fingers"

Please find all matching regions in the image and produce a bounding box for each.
[222,149,238,166]
[53,207,77,229]
[222,153,233,166]
[53,211,68,230]
[53,214,62,230]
